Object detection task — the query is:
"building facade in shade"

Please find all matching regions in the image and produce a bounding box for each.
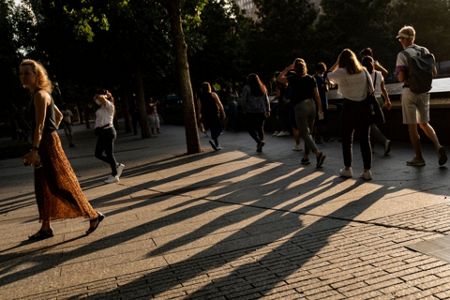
[234,0,258,19]
[234,0,322,20]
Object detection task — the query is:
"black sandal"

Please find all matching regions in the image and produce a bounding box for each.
[28,229,54,241]
[86,212,105,235]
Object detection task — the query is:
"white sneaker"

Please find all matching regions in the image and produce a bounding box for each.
[272,131,280,136]
[339,167,353,178]
[277,131,290,137]
[292,144,303,151]
[116,163,125,178]
[360,170,373,181]
[104,175,119,184]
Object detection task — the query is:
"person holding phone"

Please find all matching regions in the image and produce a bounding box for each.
[278,58,326,168]
[93,89,125,183]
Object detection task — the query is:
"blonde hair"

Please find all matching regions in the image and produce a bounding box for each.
[20,59,53,93]
[337,49,364,74]
[397,25,416,41]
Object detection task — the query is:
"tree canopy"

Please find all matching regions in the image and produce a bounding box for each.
[2,0,450,139]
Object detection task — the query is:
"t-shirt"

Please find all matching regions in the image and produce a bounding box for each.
[314,74,328,109]
[287,72,317,103]
[371,70,384,97]
[327,68,368,101]
[95,100,114,128]
[395,44,431,79]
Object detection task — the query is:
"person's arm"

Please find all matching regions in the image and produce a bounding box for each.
[24,91,50,166]
[212,93,226,119]
[54,105,63,127]
[277,63,294,85]
[379,77,392,110]
[374,61,389,78]
[94,94,108,106]
[313,87,323,115]
[264,93,270,118]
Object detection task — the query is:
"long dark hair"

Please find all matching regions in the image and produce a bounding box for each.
[361,56,374,74]
[246,73,267,97]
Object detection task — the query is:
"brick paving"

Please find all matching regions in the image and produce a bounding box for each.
[1,125,450,299]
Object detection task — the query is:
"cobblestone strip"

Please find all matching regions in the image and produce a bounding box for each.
[12,203,450,300]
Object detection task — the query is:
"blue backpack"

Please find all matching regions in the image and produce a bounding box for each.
[402,45,435,94]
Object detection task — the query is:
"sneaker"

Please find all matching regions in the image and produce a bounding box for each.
[272,131,280,136]
[316,152,326,168]
[339,167,353,178]
[209,140,218,151]
[276,131,290,137]
[292,144,303,152]
[438,147,448,166]
[360,170,373,181]
[384,140,391,156]
[406,158,425,167]
[301,158,310,165]
[104,175,119,184]
[116,163,125,178]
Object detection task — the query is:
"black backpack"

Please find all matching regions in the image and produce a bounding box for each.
[402,45,435,94]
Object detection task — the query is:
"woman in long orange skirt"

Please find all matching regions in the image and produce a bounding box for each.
[20,59,104,240]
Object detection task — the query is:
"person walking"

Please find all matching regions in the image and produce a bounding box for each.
[278,58,326,168]
[328,49,374,180]
[361,55,392,155]
[313,62,330,144]
[19,59,104,240]
[94,89,125,183]
[198,82,226,151]
[395,25,447,167]
[241,73,271,152]
[61,104,75,147]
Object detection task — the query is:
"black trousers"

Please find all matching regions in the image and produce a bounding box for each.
[95,127,118,176]
[342,99,372,170]
[246,112,266,144]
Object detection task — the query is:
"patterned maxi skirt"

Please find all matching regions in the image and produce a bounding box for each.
[34,131,97,221]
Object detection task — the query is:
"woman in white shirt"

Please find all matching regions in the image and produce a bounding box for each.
[328,49,374,180]
[361,55,392,156]
[94,90,124,183]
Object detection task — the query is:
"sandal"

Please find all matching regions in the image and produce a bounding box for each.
[316,152,326,168]
[28,229,54,241]
[86,212,105,235]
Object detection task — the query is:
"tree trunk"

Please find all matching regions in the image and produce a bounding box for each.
[135,66,151,138]
[165,0,201,154]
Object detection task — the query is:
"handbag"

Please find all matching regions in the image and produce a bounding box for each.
[364,71,385,125]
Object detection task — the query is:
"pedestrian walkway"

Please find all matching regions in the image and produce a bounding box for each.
[1,124,449,299]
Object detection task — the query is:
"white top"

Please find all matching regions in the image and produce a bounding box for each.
[371,70,384,97]
[327,68,369,101]
[95,100,114,128]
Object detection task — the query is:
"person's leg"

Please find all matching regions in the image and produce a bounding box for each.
[95,134,109,163]
[246,113,260,143]
[103,128,118,176]
[358,123,372,170]
[256,113,266,142]
[295,100,319,155]
[408,124,424,161]
[341,102,354,169]
[419,123,442,150]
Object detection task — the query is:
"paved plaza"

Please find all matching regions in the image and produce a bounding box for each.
[1,124,450,299]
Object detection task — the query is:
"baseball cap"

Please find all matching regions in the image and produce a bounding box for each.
[396,26,415,39]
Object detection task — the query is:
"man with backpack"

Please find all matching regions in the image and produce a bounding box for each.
[395,25,447,167]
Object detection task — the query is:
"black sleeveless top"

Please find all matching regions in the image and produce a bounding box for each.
[29,91,58,133]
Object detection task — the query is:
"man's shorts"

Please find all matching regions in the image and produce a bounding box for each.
[401,88,430,124]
